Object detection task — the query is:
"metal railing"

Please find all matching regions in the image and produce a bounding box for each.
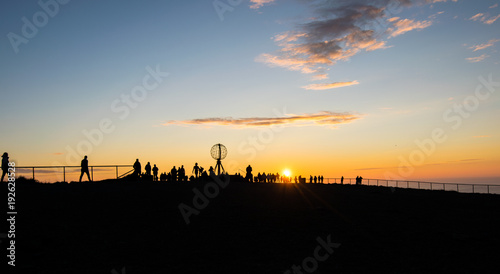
[324,178,500,195]
[16,165,133,182]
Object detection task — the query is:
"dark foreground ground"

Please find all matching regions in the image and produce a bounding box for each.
[3,176,500,273]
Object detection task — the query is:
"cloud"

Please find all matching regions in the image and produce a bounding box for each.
[469,13,500,24]
[52,152,64,156]
[469,39,500,51]
[302,80,360,90]
[249,0,275,9]
[388,17,432,37]
[163,111,361,128]
[255,0,448,82]
[490,4,499,9]
[466,54,489,63]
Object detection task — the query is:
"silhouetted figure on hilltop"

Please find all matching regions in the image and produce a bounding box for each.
[79,155,92,182]
[1,152,9,182]
[355,176,359,185]
[320,176,324,184]
[314,176,317,184]
[179,165,186,181]
[133,159,141,177]
[192,163,200,178]
[245,165,253,183]
[209,166,214,176]
[341,176,344,185]
[152,164,159,181]
[145,162,151,176]
[359,176,363,185]
[171,166,177,182]
[310,175,313,184]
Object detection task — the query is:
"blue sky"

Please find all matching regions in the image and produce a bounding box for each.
[1,0,499,182]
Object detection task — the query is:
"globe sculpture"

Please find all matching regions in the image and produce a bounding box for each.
[210,143,227,176]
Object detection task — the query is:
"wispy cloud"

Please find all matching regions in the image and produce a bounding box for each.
[388,17,432,37]
[466,54,490,63]
[490,4,499,9]
[469,13,500,24]
[469,39,500,51]
[52,152,64,156]
[163,111,361,128]
[255,0,450,84]
[302,80,359,90]
[249,0,275,9]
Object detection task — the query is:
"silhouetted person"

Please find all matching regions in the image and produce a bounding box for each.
[310,175,313,184]
[180,165,185,181]
[171,166,177,182]
[152,164,159,181]
[341,176,344,185]
[133,159,141,177]
[1,152,9,182]
[246,165,253,183]
[321,176,324,184]
[314,176,317,184]
[145,162,151,176]
[79,155,91,182]
[359,176,363,185]
[192,163,200,178]
[209,166,214,176]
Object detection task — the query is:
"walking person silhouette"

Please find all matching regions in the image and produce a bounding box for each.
[192,163,200,178]
[133,159,141,178]
[1,152,9,182]
[79,155,92,182]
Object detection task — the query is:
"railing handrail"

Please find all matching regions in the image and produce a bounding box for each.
[323,177,499,195]
[16,165,133,168]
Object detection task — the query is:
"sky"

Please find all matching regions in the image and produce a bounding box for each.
[1,0,499,183]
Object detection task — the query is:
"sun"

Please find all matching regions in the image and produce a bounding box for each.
[283,169,291,177]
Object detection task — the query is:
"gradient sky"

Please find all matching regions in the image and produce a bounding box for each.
[1,0,499,183]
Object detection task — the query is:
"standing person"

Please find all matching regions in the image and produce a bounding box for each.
[133,159,141,177]
[310,175,313,184]
[145,162,152,176]
[192,163,200,178]
[1,152,9,182]
[152,164,159,181]
[341,176,344,185]
[314,176,318,184]
[79,155,92,182]
[180,165,185,181]
[359,176,363,185]
[245,165,253,183]
[171,166,177,182]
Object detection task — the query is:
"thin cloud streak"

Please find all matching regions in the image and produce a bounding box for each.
[163,111,361,128]
[249,0,275,9]
[303,81,360,90]
[466,54,489,63]
[469,13,500,24]
[469,39,500,52]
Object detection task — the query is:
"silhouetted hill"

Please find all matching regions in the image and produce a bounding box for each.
[4,177,500,273]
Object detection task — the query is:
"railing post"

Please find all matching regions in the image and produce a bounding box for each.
[63,167,66,182]
[487,185,490,194]
[472,184,475,193]
[430,182,433,190]
[116,166,118,179]
[32,167,35,180]
[91,166,94,181]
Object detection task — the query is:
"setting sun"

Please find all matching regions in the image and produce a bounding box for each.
[283,169,291,177]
